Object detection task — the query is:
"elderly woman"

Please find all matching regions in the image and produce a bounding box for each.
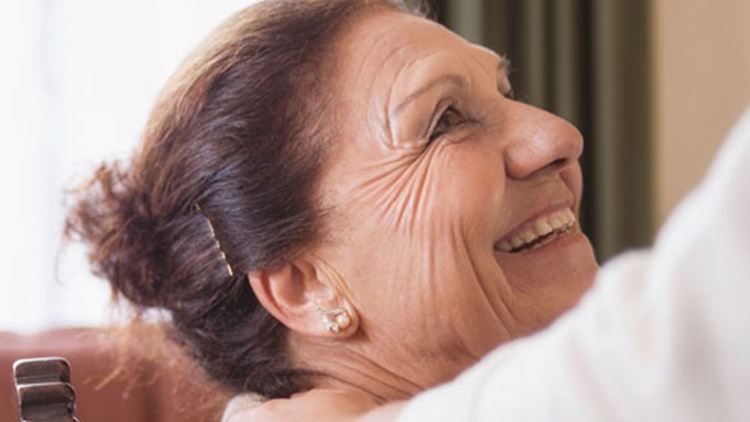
[67,0,599,420]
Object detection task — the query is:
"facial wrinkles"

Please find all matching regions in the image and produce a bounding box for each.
[348,56,516,330]
[407,250,472,380]
[377,147,438,232]
[371,219,518,386]
[347,16,482,153]
[447,227,516,355]
[334,13,516,225]
[364,144,516,363]
[312,11,595,396]
[330,120,442,235]
[432,147,521,346]
[332,17,499,222]
[362,207,483,384]
[354,70,477,230]
[430,226,501,337]
[343,23,416,151]
[381,51,456,149]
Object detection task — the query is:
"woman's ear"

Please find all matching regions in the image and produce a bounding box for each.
[247,257,358,338]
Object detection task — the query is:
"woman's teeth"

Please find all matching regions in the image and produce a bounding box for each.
[496,208,576,253]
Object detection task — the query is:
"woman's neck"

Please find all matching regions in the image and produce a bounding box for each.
[289,333,426,404]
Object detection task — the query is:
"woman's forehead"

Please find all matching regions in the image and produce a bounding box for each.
[331,11,503,132]
[335,11,492,93]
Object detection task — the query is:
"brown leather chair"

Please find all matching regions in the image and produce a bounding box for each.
[1,328,230,422]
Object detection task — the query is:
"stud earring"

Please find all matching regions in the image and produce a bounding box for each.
[320,307,352,334]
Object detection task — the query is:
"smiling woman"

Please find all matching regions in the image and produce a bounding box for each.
[306,9,598,389]
[64,0,598,420]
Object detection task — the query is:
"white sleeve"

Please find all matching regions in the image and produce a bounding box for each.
[398,109,750,422]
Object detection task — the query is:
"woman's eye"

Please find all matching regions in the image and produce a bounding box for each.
[429,107,462,141]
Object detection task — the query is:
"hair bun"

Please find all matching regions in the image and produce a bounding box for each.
[66,161,165,308]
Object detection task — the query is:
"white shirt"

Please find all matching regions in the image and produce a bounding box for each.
[398,109,750,422]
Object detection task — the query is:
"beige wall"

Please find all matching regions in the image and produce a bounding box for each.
[652,0,750,224]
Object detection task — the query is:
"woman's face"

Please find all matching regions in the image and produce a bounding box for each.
[312,10,598,388]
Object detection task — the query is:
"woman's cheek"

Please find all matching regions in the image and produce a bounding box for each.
[441,139,509,243]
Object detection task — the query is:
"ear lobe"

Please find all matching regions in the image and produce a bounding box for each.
[247,259,358,338]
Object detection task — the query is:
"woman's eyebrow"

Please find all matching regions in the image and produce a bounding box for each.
[390,58,511,119]
[391,73,468,118]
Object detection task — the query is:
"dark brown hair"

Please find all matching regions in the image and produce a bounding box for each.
[65,0,421,399]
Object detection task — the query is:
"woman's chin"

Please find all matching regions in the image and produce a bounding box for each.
[492,230,599,326]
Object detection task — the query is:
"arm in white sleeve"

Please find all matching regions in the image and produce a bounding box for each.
[398,109,750,422]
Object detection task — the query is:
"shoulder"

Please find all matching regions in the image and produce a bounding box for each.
[222,389,378,422]
[221,393,266,422]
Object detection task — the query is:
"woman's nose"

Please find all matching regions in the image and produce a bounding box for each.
[501,102,583,180]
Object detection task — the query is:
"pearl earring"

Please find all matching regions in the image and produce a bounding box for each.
[320,308,352,334]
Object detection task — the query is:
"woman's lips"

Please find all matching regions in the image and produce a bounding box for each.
[494,207,576,253]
